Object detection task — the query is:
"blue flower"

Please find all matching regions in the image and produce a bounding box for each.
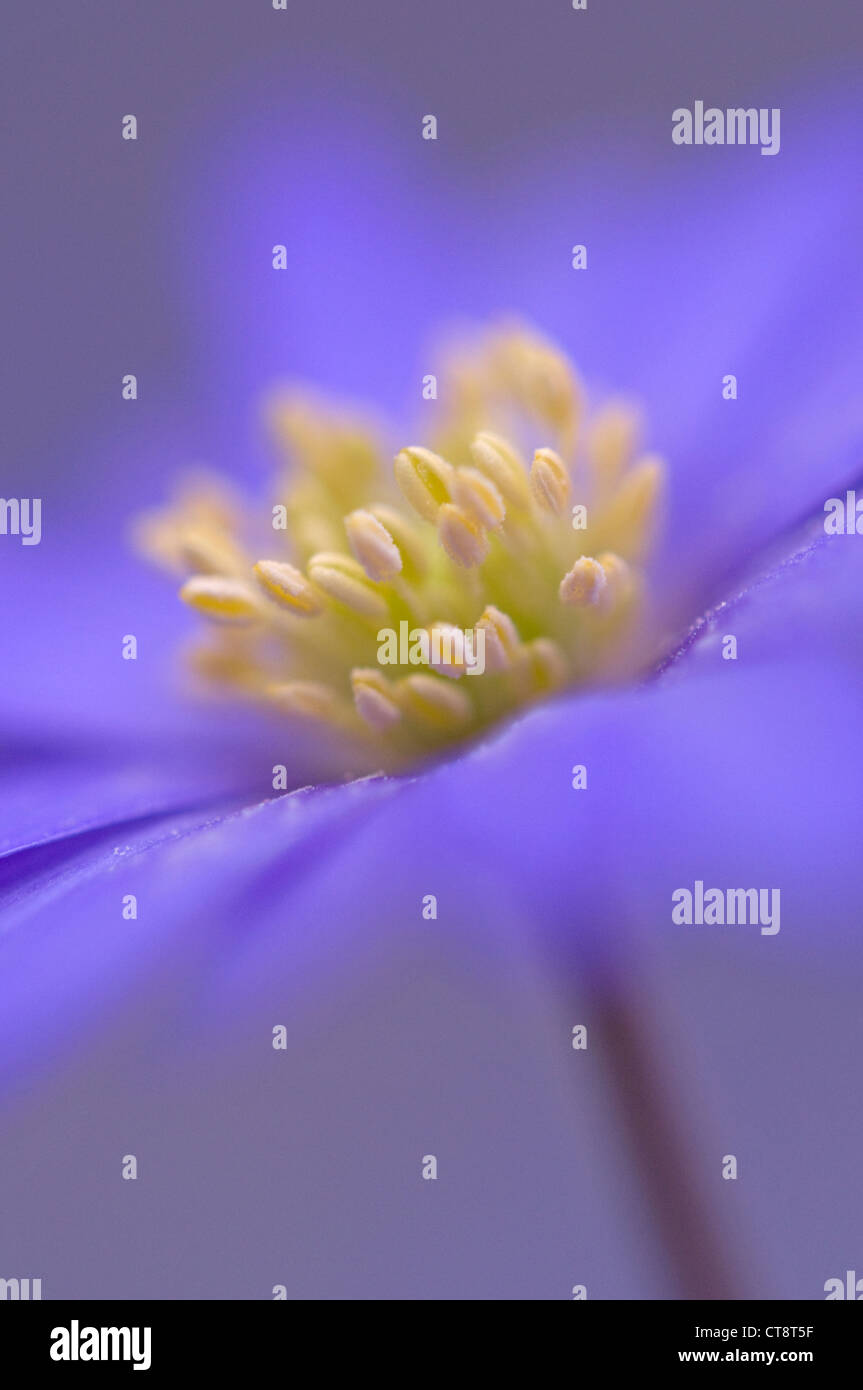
[1,90,862,1299]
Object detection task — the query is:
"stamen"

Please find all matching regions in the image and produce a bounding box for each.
[177,529,246,577]
[451,467,506,530]
[180,576,261,624]
[306,552,390,620]
[476,605,520,671]
[424,622,467,679]
[559,556,608,607]
[519,637,569,693]
[437,503,490,568]
[469,431,531,508]
[595,551,633,610]
[254,559,324,616]
[368,504,428,577]
[598,455,663,557]
[344,509,403,582]
[588,403,640,489]
[266,680,343,722]
[394,446,455,522]
[350,667,402,730]
[398,673,472,731]
[530,447,570,516]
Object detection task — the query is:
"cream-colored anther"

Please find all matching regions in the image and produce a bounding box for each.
[437,503,489,568]
[367,504,428,576]
[475,605,520,672]
[599,456,663,558]
[350,668,402,730]
[469,431,531,508]
[559,556,608,607]
[394,446,455,522]
[522,638,569,692]
[180,576,261,624]
[398,674,472,730]
[451,467,506,530]
[588,404,640,488]
[344,509,403,582]
[267,680,341,721]
[307,552,389,620]
[254,559,324,616]
[530,447,571,516]
[594,551,633,610]
[177,528,246,576]
[424,622,468,679]
[525,347,581,433]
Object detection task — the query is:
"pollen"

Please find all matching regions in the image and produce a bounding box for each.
[138,323,665,769]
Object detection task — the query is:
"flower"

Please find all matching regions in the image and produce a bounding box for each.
[2,87,863,1300]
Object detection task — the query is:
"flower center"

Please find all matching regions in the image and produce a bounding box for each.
[136,324,664,769]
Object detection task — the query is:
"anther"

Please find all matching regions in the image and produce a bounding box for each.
[469,431,531,508]
[254,560,324,616]
[350,668,402,730]
[307,552,390,620]
[559,556,608,607]
[530,447,571,516]
[344,509,403,582]
[180,576,262,624]
[394,446,455,522]
[451,467,506,530]
[475,605,520,672]
[398,673,473,730]
[437,503,490,568]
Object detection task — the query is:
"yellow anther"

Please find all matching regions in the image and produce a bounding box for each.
[599,455,663,558]
[437,502,490,568]
[524,348,581,434]
[398,673,472,730]
[307,552,390,620]
[530,447,571,516]
[180,576,261,624]
[367,504,428,577]
[588,403,640,488]
[266,680,342,722]
[559,555,608,607]
[469,431,531,508]
[520,637,569,692]
[424,622,467,679]
[594,551,633,609]
[253,559,324,616]
[475,605,520,672]
[188,641,262,691]
[344,508,403,582]
[489,329,582,437]
[350,667,402,730]
[394,446,455,522]
[451,467,506,530]
[176,527,246,576]
[267,393,378,495]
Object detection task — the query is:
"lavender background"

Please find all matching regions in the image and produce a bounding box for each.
[2,1,863,1300]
